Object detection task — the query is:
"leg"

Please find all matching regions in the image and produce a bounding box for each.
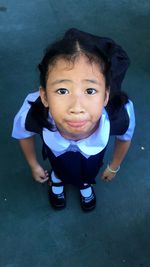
[48,171,66,209]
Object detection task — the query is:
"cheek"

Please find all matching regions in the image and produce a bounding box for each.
[92,109,103,122]
[87,103,103,122]
[90,98,105,117]
[48,100,64,121]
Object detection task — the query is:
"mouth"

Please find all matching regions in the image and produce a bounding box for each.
[66,120,87,128]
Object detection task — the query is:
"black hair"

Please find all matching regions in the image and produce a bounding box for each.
[38,28,129,104]
[29,29,130,132]
[38,30,111,90]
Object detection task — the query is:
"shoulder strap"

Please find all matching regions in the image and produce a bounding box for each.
[106,105,129,136]
[25,97,51,134]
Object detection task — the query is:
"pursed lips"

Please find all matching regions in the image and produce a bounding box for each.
[66,120,88,128]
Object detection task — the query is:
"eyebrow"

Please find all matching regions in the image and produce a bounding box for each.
[84,79,100,85]
[51,79,101,85]
[51,79,72,85]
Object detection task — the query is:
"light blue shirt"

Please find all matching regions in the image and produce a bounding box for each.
[12,91,135,158]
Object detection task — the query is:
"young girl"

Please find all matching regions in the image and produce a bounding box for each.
[12,28,135,211]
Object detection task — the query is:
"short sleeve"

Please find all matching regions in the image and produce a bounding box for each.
[12,91,39,139]
[116,100,135,141]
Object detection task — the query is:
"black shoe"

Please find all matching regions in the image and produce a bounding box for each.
[80,186,96,211]
[48,179,66,210]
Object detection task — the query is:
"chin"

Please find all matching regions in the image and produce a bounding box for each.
[63,130,92,140]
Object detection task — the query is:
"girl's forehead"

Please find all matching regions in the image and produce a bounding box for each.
[47,54,102,76]
[46,54,106,87]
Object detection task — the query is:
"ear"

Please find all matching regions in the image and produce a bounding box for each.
[104,89,110,107]
[39,87,49,108]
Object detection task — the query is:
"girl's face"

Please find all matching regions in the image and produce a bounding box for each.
[40,54,109,140]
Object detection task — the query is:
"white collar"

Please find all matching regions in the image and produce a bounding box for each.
[43,108,110,157]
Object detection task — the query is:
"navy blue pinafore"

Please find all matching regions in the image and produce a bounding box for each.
[25,97,129,188]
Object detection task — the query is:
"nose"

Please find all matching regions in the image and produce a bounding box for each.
[69,95,85,114]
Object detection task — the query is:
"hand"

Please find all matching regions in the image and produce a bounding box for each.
[101,167,116,182]
[31,164,49,183]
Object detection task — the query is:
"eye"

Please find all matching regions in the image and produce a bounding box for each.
[85,88,97,95]
[56,88,69,95]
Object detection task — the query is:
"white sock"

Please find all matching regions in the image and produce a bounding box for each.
[80,184,92,197]
[51,171,63,194]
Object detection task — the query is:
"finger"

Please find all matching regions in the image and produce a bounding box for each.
[40,176,49,181]
[101,173,108,179]
[39,176,49,183]
[102,174,112,181]
[44,170,49,177]
[102,175,109,181]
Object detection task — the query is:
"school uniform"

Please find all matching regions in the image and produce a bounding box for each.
[12,91,135,189]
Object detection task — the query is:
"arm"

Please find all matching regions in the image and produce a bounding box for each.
[102,138,131,181]
[19,137,49,183]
